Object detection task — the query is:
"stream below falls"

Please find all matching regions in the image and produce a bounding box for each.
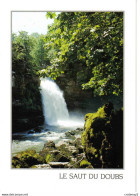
[12,110,85,156]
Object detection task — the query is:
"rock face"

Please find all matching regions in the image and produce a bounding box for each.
[56,75,123,111]
[12,76,44,132]
[82,103,123,168]
[56,75,93,109]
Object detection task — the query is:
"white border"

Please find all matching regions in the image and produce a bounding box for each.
[136,0,140,193]
[0,0,137,196]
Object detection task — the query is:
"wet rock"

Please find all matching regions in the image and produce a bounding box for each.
[57,154,70,162]
[65,130,76,138]
[65,129,83,139]
[28,130,35,134]
[70,138,84,154]
[47,150,70,163]
[44,141,55,149]
[31,164,52,169]
[33,127,42,133]
[66,146,78,156]
[44,128,49,131]
[40,141,71,164]
[73,138,82,146]
[28,127,42,134]
[76,128,84,132]
[39,141,56,159]
[68,141,74,145]
[70,145,77,150]
[49,150,60,155]
[51,145,71,162]
[49,162,69,168]
[57,144,72,157]
[56,140,68,147]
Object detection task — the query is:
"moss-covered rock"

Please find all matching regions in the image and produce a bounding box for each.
[40,141,71,164]
[42,140,84,167]
[82,103,123,168]
[39,141,56,159]
[45,150,70,163]
[80,160,93,168]
[57,144,73,157]
[12,150,45,168]
[71,138,84,154]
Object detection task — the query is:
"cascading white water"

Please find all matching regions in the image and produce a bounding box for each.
[40,77,69,125]
[40,77,84,128]
[12,78,85,155]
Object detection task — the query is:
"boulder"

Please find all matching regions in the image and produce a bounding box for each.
[12,150,45,168]
[39,141,56,159]
[76,128,84,132]
[81,103,123,168]
[65,130,76,138]
[44,141,55,149]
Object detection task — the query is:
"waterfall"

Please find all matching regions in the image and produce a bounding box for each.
[40,77,69,126]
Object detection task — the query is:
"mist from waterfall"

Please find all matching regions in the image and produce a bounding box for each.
[40,77,84,128]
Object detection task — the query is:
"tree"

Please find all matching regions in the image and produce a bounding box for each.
[12,31,44,110]
[12,31,33,96]
[39,12,123,96]
[30,34,49,69]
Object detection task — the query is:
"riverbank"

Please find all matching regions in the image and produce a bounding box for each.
[12,103,123,169]
[12,128,93,168]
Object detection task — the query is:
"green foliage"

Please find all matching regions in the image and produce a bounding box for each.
[41,12,123,96]
[46,12,56,19]
[12,31,47,112]
[12,31,48,75]
[12,31,33,75]
[30,34,49,69]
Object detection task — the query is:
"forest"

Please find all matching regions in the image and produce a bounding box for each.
[12,12,123,169]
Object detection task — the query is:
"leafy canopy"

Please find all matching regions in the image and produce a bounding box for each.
[39,12,123,96]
